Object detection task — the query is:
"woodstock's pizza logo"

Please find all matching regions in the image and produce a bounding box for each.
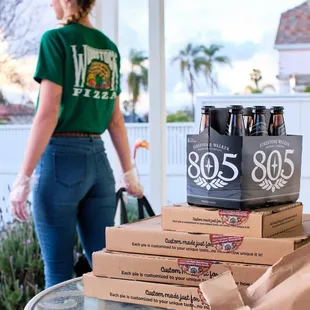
[86,61,111,90]
[178,259,213,277]
[209,235,244,253]
[219,210,250,227]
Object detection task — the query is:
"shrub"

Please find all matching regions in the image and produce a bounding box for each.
[0,197,82,310]
[0,199,43,310]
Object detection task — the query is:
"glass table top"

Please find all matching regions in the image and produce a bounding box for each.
[24,277,164,310]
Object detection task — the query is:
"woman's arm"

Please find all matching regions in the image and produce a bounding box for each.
[20,80,62,177]
[10,80,62,221]
[108,97,133,173]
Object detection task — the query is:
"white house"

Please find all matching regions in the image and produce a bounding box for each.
[275,1,310,93]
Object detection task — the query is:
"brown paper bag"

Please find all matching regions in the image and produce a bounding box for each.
[200,242,310,310]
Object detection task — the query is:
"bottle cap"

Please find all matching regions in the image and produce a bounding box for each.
[252,106,266,113]
[271,106,284,114]
[229,105,243,113]
[243,107,253,116]
[201,106,215,113]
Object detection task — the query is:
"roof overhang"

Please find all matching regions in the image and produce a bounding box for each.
[274,43,310,51]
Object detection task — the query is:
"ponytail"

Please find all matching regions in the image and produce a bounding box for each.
[65,0,96,25]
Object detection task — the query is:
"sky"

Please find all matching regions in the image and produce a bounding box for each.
[0,0,306,113]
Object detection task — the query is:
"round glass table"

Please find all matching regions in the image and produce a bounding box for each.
[24,278,163,310]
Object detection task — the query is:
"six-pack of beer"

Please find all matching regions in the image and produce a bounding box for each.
[187,105,303,210]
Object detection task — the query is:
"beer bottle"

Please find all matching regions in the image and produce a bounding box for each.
[268,106,286,136]
[243,107,254,136]
[199,106,215,133]
[251,106,268,136]
[226,105,245,136]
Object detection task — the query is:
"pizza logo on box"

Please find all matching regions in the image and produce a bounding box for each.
[209,235,244,253]
[219,210,250,226]
[178,259,215,277]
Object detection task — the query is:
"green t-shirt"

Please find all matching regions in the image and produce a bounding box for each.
[34,23,121,134]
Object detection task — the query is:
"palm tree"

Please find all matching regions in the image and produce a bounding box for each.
[245,69,276,93]
[127,49,148,121]
[171,43,203,116]
[199,44,231,95]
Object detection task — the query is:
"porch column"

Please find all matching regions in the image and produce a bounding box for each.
[148,0,167,214]
[94,0,119,45]
[95,1,122,225]
[94,0,120,187]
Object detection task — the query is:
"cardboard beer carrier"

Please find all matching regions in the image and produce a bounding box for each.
[83,106,310,309]
[186,108,303,210]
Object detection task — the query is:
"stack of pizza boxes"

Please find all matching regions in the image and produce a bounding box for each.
[83,107,309,309]
[83,201,309,310]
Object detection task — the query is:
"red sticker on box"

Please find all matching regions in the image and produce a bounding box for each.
[209,235,244,253]
[219,210,250,226]
[177,259,215,277]
[197,288,210,308]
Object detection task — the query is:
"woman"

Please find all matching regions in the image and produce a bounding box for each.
[9,0,143,289]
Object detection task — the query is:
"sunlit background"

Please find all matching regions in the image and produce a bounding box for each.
[0,0,305,114]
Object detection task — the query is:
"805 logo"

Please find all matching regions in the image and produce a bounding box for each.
[188,152,239,190]
[251,149,295,193]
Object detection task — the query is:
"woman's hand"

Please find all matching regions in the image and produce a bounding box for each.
[123,169,144,198]
[10,173,36,222]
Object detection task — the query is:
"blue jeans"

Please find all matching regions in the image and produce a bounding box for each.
[33,136,116,288]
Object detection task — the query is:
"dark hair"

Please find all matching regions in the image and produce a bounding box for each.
[66,0,96,24]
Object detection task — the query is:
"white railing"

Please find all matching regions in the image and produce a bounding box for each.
[0,123,195,175]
